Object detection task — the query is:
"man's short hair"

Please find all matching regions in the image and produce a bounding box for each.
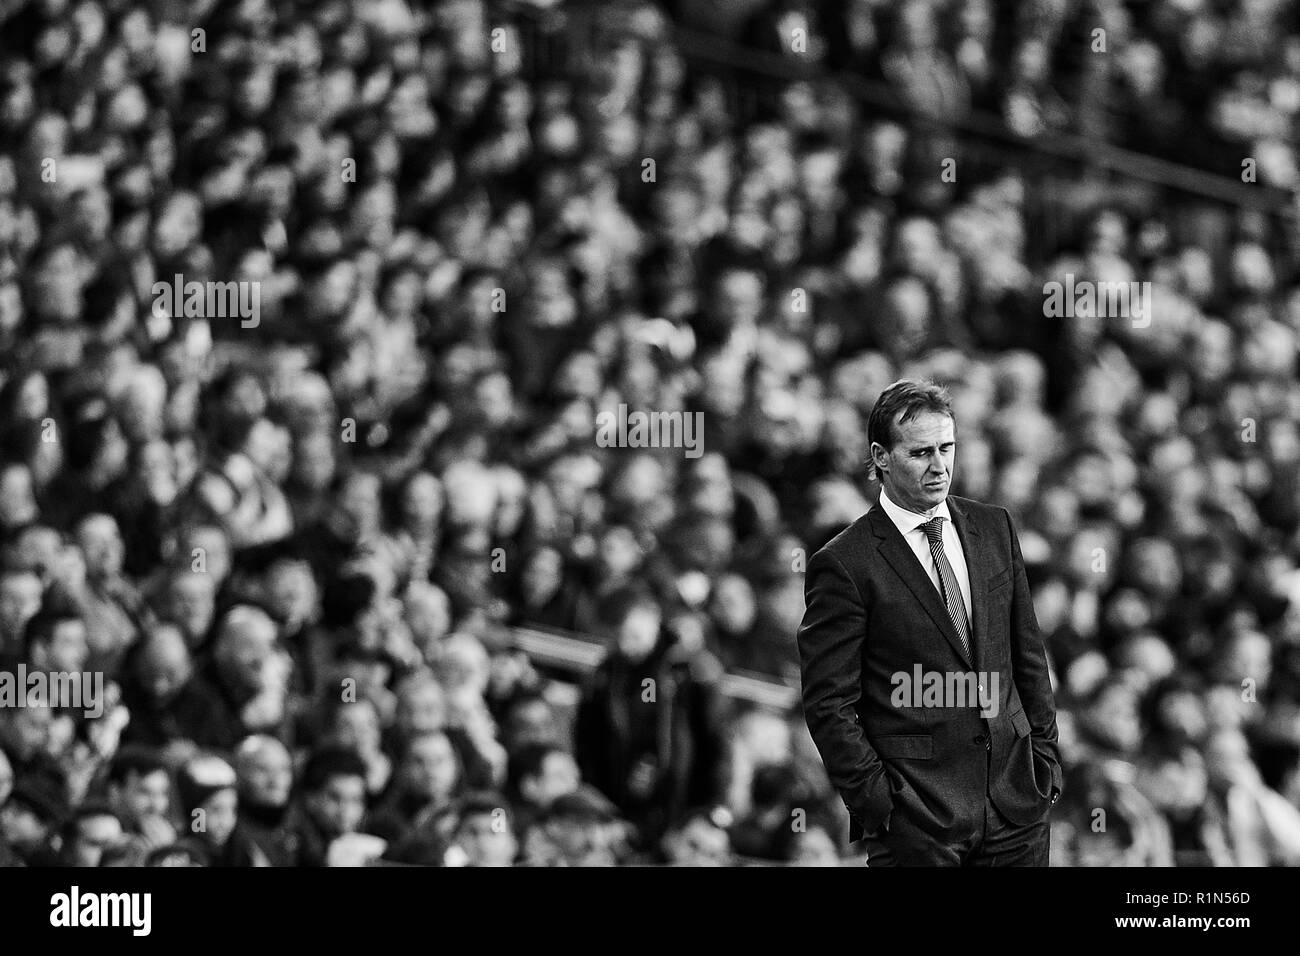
[23,603,83,656]
[213,603,277,652]
[453,791,512,833]
[865,379,954,479]
[507,742,565,798]
[107,746,170,786]
[62,802,122,842]
[301,746,368,794]
[144,840,211,867]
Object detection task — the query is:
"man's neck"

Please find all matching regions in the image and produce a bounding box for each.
[881,485,941,519]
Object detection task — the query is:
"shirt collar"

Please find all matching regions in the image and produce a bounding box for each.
[878,485,952,536]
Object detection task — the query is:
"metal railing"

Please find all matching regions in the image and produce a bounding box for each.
[510,623,799,712]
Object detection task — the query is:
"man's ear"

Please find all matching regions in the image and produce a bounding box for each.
[869,442,888,475]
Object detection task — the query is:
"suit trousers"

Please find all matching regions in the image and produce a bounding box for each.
[862,744,1051,866]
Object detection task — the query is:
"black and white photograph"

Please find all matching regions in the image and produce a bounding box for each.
[0,0,1295,933]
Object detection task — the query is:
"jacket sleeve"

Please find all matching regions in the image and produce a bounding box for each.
[1004,507,1063,799]
[797,547,893,834]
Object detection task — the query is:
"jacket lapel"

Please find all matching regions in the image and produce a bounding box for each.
[945,496,988,672]
[868,501,974,669]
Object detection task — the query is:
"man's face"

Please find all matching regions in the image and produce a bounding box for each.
[168,573,216,645]
[12,527,62,581]
[139,441,176,503]
[0,466,38,529]
[334,476,381,543]
[403,733,459,801]
[456,812,517,867]
[0,572,42,638]
[521,549,563,607]
[120,373,167,442]
[119,770,170,824]
[309,775,366,837]
[1142,752,1208,815]
[43,618,90,672]
[541,817,618,867]
[401,473,443,527]
[0,802,47,851]
[1220,633,1272,692]
[200,789,238,848]
[522,823,565,866]
[139,629,192,704]
[474,373,514,428]
[431,636,489,697]
[444,469,497,529]
[405,586,451,649]
[246,419,291,482]
[524,752,580,809]
[238,742,293,807]
[6,705,52,759]
[1157,690,1207,743]
[598,527,642,579]
[1088,685,1141,753]
[69,813,124,866]
[185,528,231,583]
[713,269,765,329]
[332,702,381,753]
[292,432,336,489]
[397,681,447,736]
[32,245,84,322]
[667,818,730,866]
[712,575,757,635]
[217,616,276,692]
[873,411,955,513]
[266,561,316,627]
[504,700,562,752]
[790,827,840,866]
[616,605,661,662]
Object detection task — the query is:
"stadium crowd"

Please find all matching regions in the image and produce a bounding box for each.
[1,0,1300,865]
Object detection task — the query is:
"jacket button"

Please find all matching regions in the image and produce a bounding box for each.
[973,734,987,746]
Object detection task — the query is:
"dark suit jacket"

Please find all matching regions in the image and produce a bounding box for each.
[797,492,1062,844]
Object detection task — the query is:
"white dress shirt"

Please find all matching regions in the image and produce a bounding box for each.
[877,486,973,625]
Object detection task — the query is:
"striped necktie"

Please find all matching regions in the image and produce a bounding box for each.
[923,516,971,661]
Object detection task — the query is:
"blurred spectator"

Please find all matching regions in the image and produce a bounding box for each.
[292,746,372,868]
[105,746,177,855]
[176,753,271,867]
[659,807,734,866]
[575,586,725,844]
[233,734,296,866]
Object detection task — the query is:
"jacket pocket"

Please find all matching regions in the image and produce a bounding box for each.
[872,734,934,760]
[1009,707,1031,739]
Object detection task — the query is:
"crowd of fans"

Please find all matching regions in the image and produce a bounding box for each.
[1,0,1299,866]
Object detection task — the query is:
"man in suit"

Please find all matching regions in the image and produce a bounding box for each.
[797,379,1062,865]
